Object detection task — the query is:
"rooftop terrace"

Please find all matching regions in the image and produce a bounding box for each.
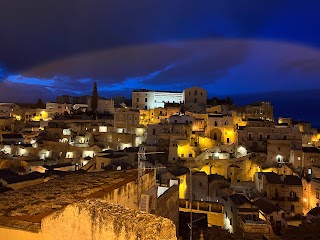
[0,170,139,231]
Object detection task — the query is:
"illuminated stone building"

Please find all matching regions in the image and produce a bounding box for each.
[139,106,180,125]
[0,103,21,119]
[206,113,239,144]
[255,172,303,215]
[114,108,140,134]
[183,86,207,113]
[237,120,302,157]
[244,101,274,121]
[56,95,115,114]
[290,146,320,172]
[224,194,271,236]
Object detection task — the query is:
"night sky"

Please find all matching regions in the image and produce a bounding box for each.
[0,1,320,126]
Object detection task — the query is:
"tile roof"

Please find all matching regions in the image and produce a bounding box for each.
[257,172,302,185]
[229,194,251,206]
[253,198,282,214]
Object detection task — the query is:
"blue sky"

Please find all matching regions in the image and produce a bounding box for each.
[0,0,320,126]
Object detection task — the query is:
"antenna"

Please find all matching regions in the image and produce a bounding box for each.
[137,147,165,208]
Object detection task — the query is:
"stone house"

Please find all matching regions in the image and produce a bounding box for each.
[255,172,303,214]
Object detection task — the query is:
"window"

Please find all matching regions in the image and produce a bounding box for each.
[144,106,147,110]
[199,182,202,187]
[298,156,301,161]
[290,191,297,199]
[316,191,320,199]
[278,146,281,151]
[283,135,287,140]
[291,205,295,212]
[248,134,252,140]
[181,154,184,158]
[259,134,262,140]
[145,98,147,102]
[227,138,230,143]
[214,121,218,126]
[214,133,217,140]
[189,153,193,157]
[267,135,270,139]
[137,98,139,102]
[231,206,233,212]
[311,158,315,162]
[152,129,156,135]
[194,90,197,96]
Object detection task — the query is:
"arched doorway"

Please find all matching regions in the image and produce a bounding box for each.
[210,128,222,142]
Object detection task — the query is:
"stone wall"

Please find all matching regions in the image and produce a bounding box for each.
[152,185,179,233]
[41,199,177,240]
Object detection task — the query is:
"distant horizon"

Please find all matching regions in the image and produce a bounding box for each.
[1,86,319,128]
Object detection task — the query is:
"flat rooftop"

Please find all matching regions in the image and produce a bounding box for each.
[0,170,138,231]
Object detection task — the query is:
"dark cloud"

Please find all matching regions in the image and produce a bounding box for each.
[1,0,317,73]
[1,39,320,100]
[280,59,320,75]
[0,81,58,103]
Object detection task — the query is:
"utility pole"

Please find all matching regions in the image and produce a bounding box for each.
[189,163,193,240]
[137,148,165,208]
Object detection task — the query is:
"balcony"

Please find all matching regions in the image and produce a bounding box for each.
[271,196,299,202]
[239,219,271,234]
[287,196,299,202]
[271,196,285,201]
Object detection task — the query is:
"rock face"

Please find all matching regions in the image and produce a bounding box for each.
[42,199,177,240]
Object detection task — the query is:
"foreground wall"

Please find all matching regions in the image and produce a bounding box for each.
[42,199,177,240]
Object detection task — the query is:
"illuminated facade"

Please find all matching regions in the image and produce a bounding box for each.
[132,86,206,110]
[237,120,302,154]
[132,89,184,110]
[244,101,274,121]
[255,172,303,214]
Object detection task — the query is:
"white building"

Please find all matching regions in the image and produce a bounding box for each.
[132,89,184,110]
[132,86,207,111]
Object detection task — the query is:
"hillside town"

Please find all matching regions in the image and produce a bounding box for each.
[1,84,320,240]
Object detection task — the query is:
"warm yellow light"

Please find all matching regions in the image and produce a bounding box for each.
[303,198,307,202]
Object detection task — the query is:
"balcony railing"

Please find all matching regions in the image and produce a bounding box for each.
[287,196,299,202]
[271,196,299,202]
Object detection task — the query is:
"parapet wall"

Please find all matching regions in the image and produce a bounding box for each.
[41,199,177,240]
